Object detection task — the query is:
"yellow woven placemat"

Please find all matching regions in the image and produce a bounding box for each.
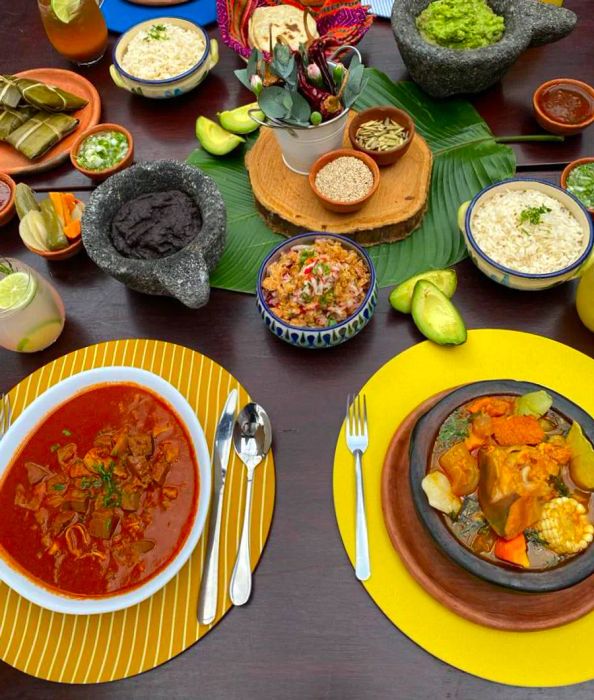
[0,339,275,683]
[333,330,594,687]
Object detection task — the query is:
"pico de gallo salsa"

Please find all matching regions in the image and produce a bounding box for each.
[0,383,198,597]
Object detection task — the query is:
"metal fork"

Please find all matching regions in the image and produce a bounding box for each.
[345,393,370,581]
[0,394,12,440]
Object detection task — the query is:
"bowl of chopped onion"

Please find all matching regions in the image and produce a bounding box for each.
[257,232,378,349]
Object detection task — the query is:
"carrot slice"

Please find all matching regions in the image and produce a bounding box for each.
[63,219,81,240]
[494,533,529,568]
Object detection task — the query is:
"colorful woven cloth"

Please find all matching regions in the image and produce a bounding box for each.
[217,0,373,59]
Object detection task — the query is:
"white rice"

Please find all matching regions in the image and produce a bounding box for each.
[470,188,585,274]
[121,23,206,81]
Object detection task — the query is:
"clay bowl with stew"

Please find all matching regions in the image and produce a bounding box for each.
[561,157,594,218]
[348,106,415,167]
[309,149,380,214]
[82,160,226,308]
[409,380,594,593]
[458,178,594,291]
[0,172,16,227]
[70,123,134,181]
[256,232,378,349]
[533,79,594,136]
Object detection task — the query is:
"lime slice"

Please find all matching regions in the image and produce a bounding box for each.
[51,0,81,23]
[0,272,36,311]
[17,318,63,353]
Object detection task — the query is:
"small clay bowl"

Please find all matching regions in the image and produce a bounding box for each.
[348,106,415,167]
[533,79,594,136]
[0,172,16,227]
[309,149,380,214]
[23,237,83,261]
[70,123,134,181]
[561,157,594,217]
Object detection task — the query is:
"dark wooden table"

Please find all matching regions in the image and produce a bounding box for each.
[1,3,594,698]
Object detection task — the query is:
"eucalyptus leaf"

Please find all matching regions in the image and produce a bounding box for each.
[343,64,366,109]
[287,90,312,125]
[258,86,292,120]
[272,43,297,87]
[234,68,252,93]
[187,68,515,294]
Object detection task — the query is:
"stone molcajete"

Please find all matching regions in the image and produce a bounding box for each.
[391,0,577,98]
[82,160,226,308]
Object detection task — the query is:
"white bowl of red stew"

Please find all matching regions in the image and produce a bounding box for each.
[0,367,211,614]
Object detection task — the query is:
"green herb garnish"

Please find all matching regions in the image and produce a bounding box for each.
[518,205,551,227]
[298,249,315,267]
[144,23,168,41]
[52,483,65,491]
[62,429,72,437]
[548,473,570,498]
[50,443,60,453]
[437,414,470,444]
[97,462,122,508]
[526,528,549,547]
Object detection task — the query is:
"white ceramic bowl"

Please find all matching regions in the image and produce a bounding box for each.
[461,178,594,291]
[110,18,219,99]
[0,367,211,614]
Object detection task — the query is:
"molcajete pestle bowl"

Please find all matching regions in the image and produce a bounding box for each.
[82,160,226,308]
[391,0,577,98]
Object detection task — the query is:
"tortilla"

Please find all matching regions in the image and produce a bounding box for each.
[248,5,319,52]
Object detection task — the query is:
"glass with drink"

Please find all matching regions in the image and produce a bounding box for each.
[37,0,108,66]
[0,258,65,353]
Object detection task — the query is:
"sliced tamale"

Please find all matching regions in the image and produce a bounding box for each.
[0,75,22,108]
[7,111,78,160]
[15,78,88,113]
[0,106,38,140]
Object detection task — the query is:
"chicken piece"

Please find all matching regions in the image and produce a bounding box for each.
[14,483,42,511]
[152,459,170,486]
[69,459,91,478]
[50,510,77,536]
[57,443,77,467]
[83,448,112,473]
[162,441,179,463]
[128,433,154,457]
[25,461,51,485]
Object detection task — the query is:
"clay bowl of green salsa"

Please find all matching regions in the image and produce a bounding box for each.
[70,123,134,181]
[562,157,594,218]
[409,380,594,593]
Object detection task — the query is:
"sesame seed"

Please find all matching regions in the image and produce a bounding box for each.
[315,156,374,203]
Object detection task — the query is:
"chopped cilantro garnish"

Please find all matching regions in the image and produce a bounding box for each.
[62,429,72,437]
[298,249,315,267]
[50,443,60,453]
[97,462,122,508]
[52,483,66,491]
[518,205,551,227]
[144,23,168,41]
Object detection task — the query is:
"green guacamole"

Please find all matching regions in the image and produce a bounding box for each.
[416,0,505,50]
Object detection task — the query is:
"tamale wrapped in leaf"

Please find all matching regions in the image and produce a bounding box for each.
[15,78,88,113]
[0,106,38,140]
[0,75,22,109]
[7,111,79,160]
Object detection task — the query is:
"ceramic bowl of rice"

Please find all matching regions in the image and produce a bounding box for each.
[110,18,218,99]
[460,179,594,291]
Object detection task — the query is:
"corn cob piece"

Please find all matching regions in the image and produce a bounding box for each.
[536,497,594,555]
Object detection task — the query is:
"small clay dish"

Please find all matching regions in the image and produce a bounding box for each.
[23,237,83,261]
[410,380,594,593]
[309,149,380,214]
[533,79,594,136]
[348,106,415,166]
[561,157,594,217]
[0,172,16,227]
[70,123,134,181]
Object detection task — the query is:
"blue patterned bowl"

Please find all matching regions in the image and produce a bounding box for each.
[461,178,594,291]
[257,233,378,349]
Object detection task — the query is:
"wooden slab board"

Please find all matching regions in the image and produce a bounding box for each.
[381,391,594,632]
[246,113,433,247]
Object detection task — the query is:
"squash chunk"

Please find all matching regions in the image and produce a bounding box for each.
[439,442,479,496]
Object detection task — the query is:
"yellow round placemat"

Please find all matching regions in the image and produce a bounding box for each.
[333,329,594,687]
[0,339,275,684]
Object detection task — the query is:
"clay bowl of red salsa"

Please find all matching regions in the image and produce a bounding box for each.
[533,79,594,136]
[0,367,211,614]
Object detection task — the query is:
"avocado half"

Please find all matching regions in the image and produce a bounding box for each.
[195,116,244,156]
[218,102,264,135]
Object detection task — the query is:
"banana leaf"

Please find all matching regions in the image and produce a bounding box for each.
[7,111,78,160]
[15,78,88,113]
[0,106,38,140]
[0,75,22,109]
[187,68,516,293]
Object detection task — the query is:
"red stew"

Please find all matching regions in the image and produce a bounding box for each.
[538,84,593,125]
[0,384,199,597]
[0,181,11,211]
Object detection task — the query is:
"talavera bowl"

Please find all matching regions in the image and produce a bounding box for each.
[392,0,577,98]
[82,160,226,308]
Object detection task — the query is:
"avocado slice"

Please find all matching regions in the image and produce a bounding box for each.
[389,269,457,313]
[195,116,244,156]
[457,200,470,233]
[218,102,264,135]
[411,280,467,345]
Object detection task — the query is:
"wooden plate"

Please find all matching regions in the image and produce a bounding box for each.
[380,391,594,631]
[0,68,101,176]
[245,112,433,247]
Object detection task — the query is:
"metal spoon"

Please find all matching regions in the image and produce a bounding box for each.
[229,403,272,606]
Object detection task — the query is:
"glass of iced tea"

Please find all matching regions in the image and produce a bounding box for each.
[0,258,65,353]
[38,0,108,66]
